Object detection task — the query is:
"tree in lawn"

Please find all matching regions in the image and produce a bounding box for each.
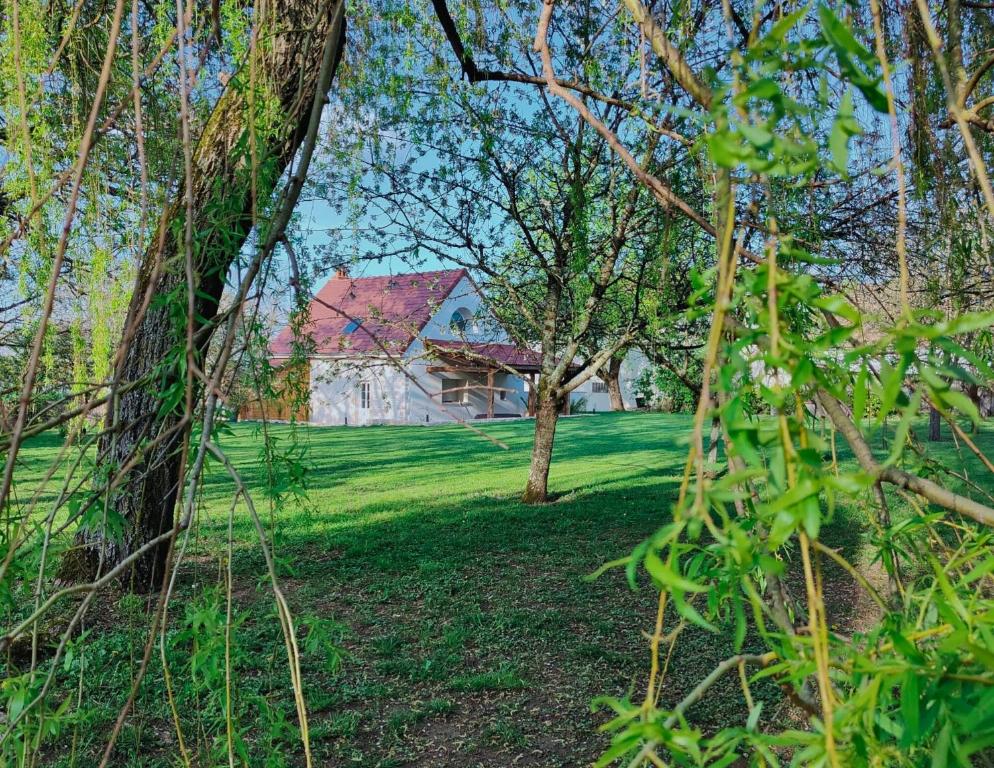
[315,0,690,502]
[60,0,347,588]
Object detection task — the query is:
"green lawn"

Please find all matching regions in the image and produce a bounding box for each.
[204,412,696,767]
[12,412,991,766]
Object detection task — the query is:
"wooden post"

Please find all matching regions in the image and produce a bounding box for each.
[528,374,537,416]
[563,393,571,416]
[487,369,495,419]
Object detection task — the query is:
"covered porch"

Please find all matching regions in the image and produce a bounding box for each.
[424,340,566,419]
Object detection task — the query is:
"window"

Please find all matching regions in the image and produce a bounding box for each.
[592,380,609,394]
[359,381,370,409]
[449,308,472,334]
[499,389,507,401]
[344,318,363,334]
[441,378,469,404]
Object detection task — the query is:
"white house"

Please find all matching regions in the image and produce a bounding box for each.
[262,268,641,426]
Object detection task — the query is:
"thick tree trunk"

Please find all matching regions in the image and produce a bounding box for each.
[522,389,562,504]
[606,355,625,411]
[929,405,941,442]
[61,1,346,590]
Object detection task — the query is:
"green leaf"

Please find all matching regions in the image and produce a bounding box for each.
[643,550,708,593]
[707,130,745,168]
[937,388,981,424]
[964,555,994,585]
[919,364,948,393]
[818,4,889,112]
[853,365,868,424]
[812,293,861,324]
[930,556,970,625]
[829,91,860,173]
[593,731,643,767]
[746,701,764,732]
[878,356,909,419]
[792,356,815,388]
[738,122,774,149]
[734,593,747,651]
[737,77,780,103]
[932,721,952,768]
[625,539,650,590]
[966,642,994,670]
[762,6,809,46]
[890,630,926,664]
[801,495,821,539]
[766,477,821,514]
[944,310,994,336]
[884,389,922,467]
[673,591,718,632]
[900,671,920,747]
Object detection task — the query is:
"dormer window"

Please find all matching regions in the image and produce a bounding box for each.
[450,308,472,334]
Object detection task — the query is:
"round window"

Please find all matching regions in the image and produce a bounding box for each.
[450,309,470,333]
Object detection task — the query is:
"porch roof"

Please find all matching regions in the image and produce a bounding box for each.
[424,340,544,373]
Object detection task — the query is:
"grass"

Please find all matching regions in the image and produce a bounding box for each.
[11,412,994,766]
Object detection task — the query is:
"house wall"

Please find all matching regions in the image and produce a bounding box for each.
[619,349,648,409]
[305,347,650,425]
[302,277,681,425]
[565,350,649,412]
[307,275,529,426]
[569,379,612,413]
[237,362,311,422]
[309,359,409,426]
[400,276,525,423]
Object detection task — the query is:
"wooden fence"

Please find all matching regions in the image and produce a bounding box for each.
[236,363,310,422]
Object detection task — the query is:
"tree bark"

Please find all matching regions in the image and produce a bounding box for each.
[929,404,941,441]
[522,387,562,504]
[606,355,625,411]
[62,0,346,590]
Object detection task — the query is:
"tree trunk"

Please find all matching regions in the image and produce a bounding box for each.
[606,355,625,411]
[523,388,562,504]
[929,405,941,442]
[61,0,346,591]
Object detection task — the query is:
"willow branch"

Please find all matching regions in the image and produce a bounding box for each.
[664,652,774,728]
[620,0,712,110]
[817,388,994,527]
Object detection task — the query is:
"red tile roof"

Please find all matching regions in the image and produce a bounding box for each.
[425,340,544,371]
[271,269,467,356]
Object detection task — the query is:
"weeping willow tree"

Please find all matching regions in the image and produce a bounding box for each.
[0,0,347,762]
[521,1,994,764]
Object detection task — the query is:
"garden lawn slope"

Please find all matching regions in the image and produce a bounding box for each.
[17,412,968,766]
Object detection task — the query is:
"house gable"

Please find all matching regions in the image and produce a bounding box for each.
[414,275,511,349]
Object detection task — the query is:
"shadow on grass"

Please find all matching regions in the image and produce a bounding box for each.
[223,470,682,581]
